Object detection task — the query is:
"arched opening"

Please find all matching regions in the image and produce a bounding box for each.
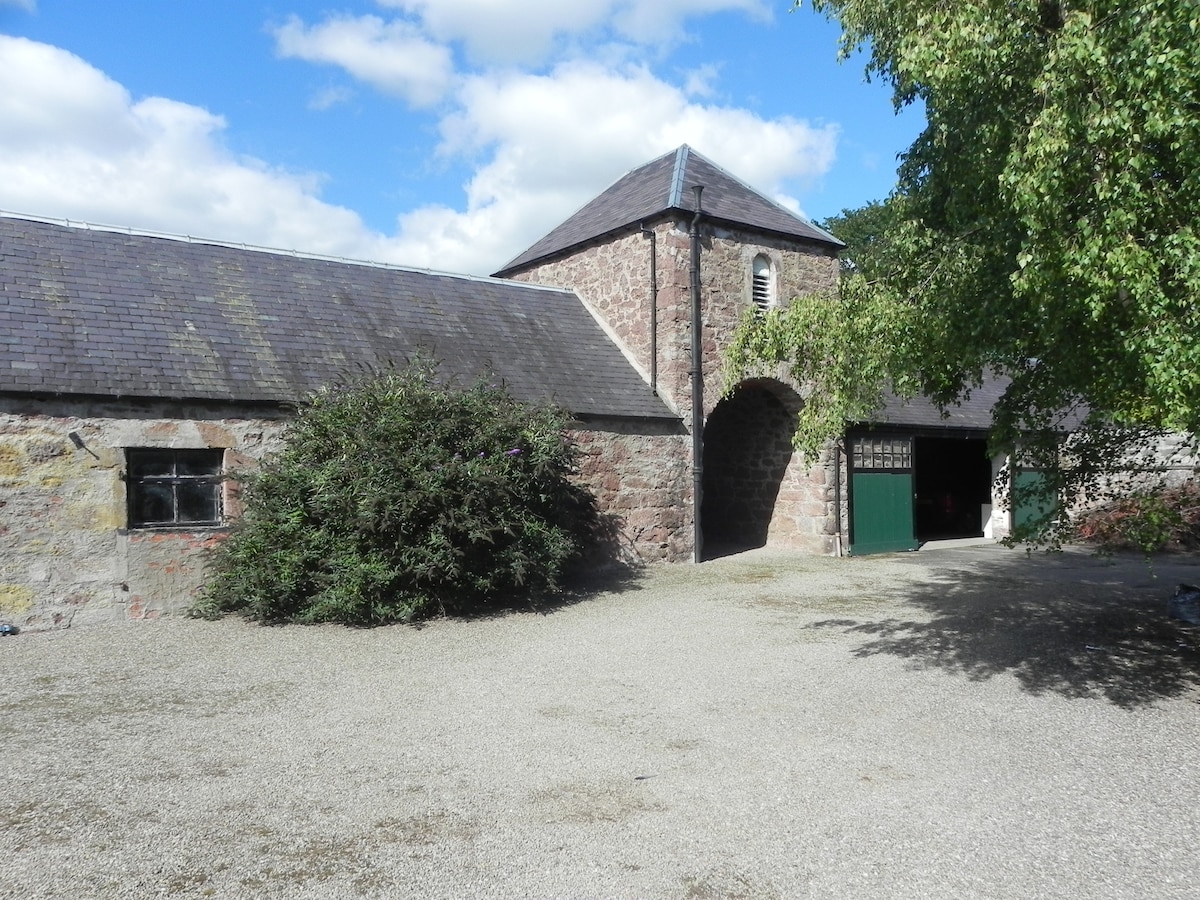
[701,382,797,559]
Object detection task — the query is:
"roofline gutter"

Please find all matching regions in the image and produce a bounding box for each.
[690,184,705,564]
[0,388,301,408]
[668,211,845,251]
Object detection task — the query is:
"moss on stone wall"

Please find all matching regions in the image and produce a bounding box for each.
[0,584,35,616]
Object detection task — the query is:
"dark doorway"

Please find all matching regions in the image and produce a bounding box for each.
[700,384,795,559]
[913,437,992,541]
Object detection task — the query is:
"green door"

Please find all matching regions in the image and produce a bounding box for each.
[849,436,918,555]
[1012,470,1056,533]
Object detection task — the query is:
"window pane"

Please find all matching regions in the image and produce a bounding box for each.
[850,436,916,471]
[176,482,219,523]
[133,483,175,525]
[177,453,222,477]
[129,451,175,479]
[127,448,224,527]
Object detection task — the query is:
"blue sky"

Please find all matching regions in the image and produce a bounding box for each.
[0,0,923,275]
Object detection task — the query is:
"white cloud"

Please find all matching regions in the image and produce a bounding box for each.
[379,0,770,65]
[272,14,455,107]
[308,85,355,111]
[682,63,722,98]
[385,61,838,274]
[255,1,829,274]
[381,0,613,64]
[0,31,838,279]
[0,36,394,261]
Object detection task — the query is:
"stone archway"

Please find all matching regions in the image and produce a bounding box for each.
[700,382,798,559]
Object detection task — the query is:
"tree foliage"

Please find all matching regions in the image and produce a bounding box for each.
[821,200,906,280]
[726,278,919,460]
[824,0,1200,431]
[192,363,606,625]
[732,1,1200,541]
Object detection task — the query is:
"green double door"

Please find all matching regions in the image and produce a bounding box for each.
[848,436,919,555]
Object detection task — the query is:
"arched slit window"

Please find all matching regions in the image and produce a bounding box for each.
[752,254,774,311]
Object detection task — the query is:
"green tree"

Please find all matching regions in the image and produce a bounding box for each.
[726,276,920,459]
[820,199,907,280]
[818,0,1200,430]
[193,363,607,625]
[733,1,1200,541]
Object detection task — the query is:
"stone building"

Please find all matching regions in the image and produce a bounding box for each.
[497,147,1011,559]
[495,146,847,558]
[1,145,1006,629]
[0,212,685,628]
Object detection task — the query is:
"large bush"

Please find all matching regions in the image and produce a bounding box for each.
[193,364,605,624]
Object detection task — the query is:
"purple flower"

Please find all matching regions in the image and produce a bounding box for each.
[505,448,522,456]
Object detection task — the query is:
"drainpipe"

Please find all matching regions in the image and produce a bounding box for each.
[833,439,844,557]
[640,224,658,395]
[690,185,705,564]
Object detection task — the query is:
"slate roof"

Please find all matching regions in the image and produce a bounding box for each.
[0,214,676,419]
[495,145,843,276]
[865,379,1010,431]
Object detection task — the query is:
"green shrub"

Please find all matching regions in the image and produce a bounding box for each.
[192,363,607,624]
[1074,481,1200,554]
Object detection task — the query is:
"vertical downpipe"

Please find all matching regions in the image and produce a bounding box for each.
[690,185,705,563]
[640,224,658,395]
[833,440,844,557]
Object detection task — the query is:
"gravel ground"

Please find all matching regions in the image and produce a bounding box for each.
[2,543,1198,900]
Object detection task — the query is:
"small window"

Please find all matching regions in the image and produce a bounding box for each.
[851,436,913,472]
[752,254,774,311]
[127,449,224,528]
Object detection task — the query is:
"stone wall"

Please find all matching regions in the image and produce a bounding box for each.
[701,382,841,556]
[511,224,688,413]
[697,224,840,416]
[0,396,289,630]
[569,418,692,564]
[509,220,841,556]
[510,219,839,423]
[702,384,796,548]
[0,396,693,629]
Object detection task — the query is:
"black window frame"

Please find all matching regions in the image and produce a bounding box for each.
[849,435,914,473]
[126,448,225,529]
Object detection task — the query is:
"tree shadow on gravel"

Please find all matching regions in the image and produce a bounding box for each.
[809,550,1200,708]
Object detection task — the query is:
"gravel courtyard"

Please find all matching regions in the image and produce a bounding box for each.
[2,543,1198,900]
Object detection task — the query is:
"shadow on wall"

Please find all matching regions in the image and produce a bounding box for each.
[805,549,1200,708]
[701,384,796,559]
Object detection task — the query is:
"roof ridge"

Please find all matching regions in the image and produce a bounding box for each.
[670,148,840,242]
[667,145,690,208]
[0,209,578,292]
[493,149,681,275]
[497,145,843,275]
